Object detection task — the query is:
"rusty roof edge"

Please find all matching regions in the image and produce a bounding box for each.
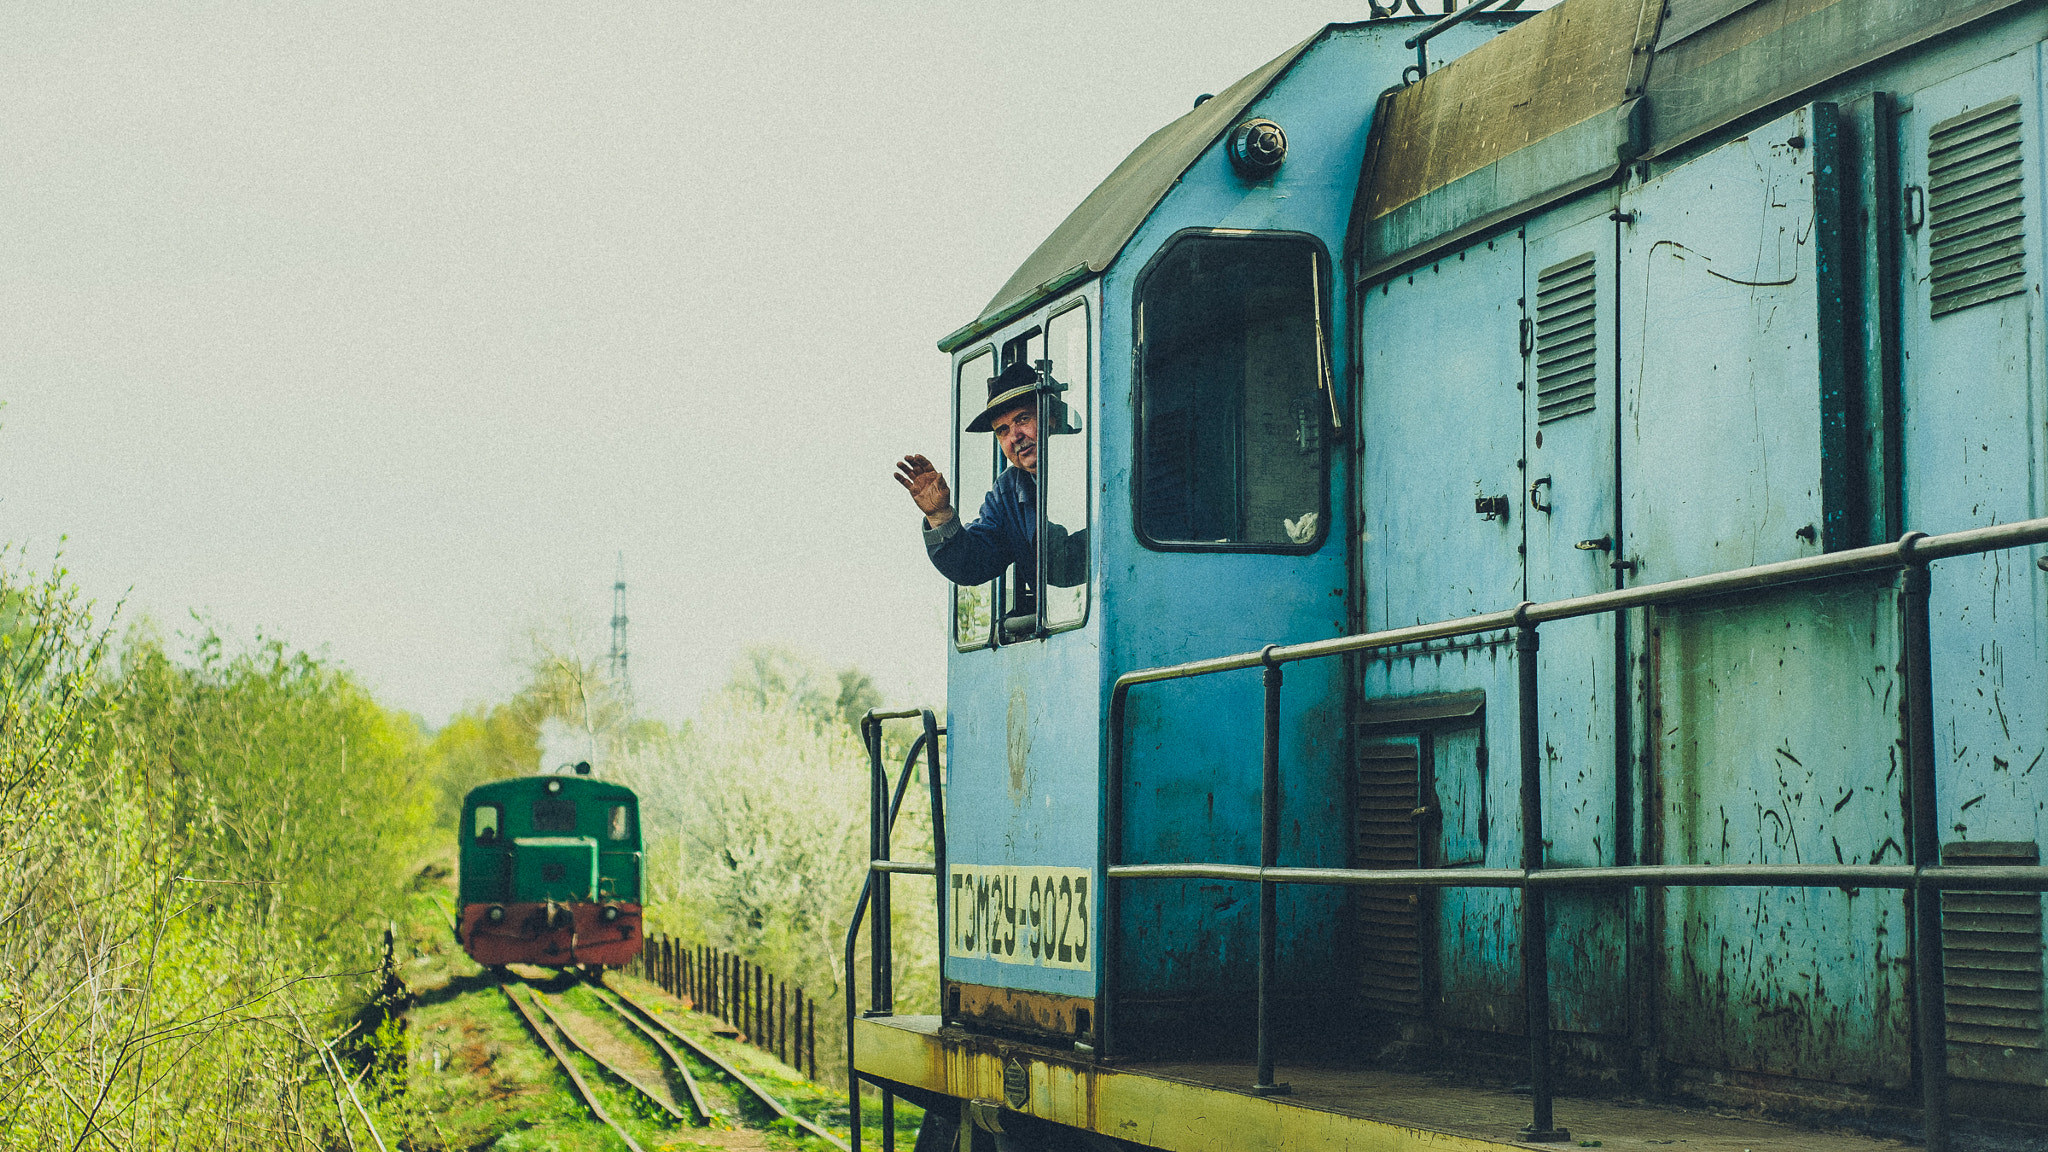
[1642,0,2042,162]
[936,263,1095,354]
[1356,100,1641,285]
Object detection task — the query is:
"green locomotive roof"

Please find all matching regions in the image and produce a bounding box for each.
[462,775,636,804]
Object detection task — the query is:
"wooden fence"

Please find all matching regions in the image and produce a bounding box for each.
[625,934,819,1081]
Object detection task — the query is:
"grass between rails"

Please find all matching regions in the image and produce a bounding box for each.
[373,867,921,1151]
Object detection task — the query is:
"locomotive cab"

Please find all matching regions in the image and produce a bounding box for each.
[925,14,1522,1058]
[458,774,644,970]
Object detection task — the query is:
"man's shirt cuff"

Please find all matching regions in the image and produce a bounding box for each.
[923,515,963,549]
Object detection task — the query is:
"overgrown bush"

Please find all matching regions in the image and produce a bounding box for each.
[0,561,435,1149]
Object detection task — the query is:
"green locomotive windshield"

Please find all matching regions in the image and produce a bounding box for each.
[473,804,500,842]
[532,797,575,832]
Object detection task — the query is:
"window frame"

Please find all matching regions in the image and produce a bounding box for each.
[1131,227,1335,555]
[951,343,1001,652]
[1037,297,1093,637]
[531,796,577,833]
[948,293,1096,650]
[473,803,503,843]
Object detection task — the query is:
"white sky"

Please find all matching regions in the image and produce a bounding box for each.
[0,1,1375,727]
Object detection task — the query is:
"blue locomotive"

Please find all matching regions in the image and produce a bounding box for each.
[456,767,644,972]
[850,0,2048,1149]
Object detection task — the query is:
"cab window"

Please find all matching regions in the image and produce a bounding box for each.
[1040,302,1091,630]
[1136,232,1331,550]
[532,798,576,832]
[607,804,633,841]
[473,805,501,842]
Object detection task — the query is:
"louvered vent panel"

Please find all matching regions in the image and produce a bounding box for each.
[1942,841,2043,1080]
[1534,253,1599,423]
[1356,744,1422,1013]
[1929,98,2026,317]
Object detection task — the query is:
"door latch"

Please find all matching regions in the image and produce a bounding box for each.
[1575,535,1613,552]
[1528,476,1552,513]
[1475,494,1510,520]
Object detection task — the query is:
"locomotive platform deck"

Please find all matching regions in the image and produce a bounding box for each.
[855,1015,1917,1152]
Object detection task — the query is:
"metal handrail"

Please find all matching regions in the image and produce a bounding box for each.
[845,709,944,1152]
[1104,517,2048,1149]
[1404,0,1516,77]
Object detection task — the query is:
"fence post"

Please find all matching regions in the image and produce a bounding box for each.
[756,963,766,1048]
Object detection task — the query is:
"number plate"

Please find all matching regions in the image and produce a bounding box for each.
[948,864,1091,971]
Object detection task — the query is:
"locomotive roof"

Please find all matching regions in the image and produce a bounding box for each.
[463,775,636,803]
[937,26,1326,353]
[1357,0,2040,278]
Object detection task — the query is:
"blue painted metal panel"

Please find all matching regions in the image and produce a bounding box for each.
[1523,202,1627,1037]
[1094,22,1508,1020]
[1900,49,2048,856]
[944,287,1103,1001]
[1360,231,1528,1030]
[1621,107,1828,582]
[1649,579,1911,1087]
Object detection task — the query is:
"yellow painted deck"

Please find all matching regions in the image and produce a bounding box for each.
[854,1016,1916,1151]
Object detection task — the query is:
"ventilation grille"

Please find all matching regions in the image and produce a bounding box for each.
[1534,253,1598,423]
[1356,743,1422,1014]
[1942,840,2043,1080]
[1929,98,2026,317]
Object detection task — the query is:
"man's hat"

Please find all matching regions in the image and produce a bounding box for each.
[965,360,1042,434]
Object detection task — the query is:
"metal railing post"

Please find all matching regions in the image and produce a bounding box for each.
[1901,538,1948,1152]
[1255,647,1290,1095]
[1102,683,1130,1062]
[866,719,894,1016]
[1517,614,1568,1142]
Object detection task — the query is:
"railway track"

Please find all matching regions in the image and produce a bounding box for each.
[497,972,849,1150]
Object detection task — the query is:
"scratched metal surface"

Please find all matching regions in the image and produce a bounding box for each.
[1649,577,1910,1086]
[1620,106,1828,583]
[1899,51,2048,847]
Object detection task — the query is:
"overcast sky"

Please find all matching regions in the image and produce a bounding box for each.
[0,1,1366,727]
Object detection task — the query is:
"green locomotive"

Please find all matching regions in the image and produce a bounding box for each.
[455,767,644,971]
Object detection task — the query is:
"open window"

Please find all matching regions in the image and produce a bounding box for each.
[948,298,1093,649]
[1135,230,1332,551]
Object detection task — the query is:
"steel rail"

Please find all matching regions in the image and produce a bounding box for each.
[498,981,649,1152]
[610,983,852,1150]
[588,985,716,1124]
[527,987,694,1127]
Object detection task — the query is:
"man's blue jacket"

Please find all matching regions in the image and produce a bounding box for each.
[922,466,1085,601]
